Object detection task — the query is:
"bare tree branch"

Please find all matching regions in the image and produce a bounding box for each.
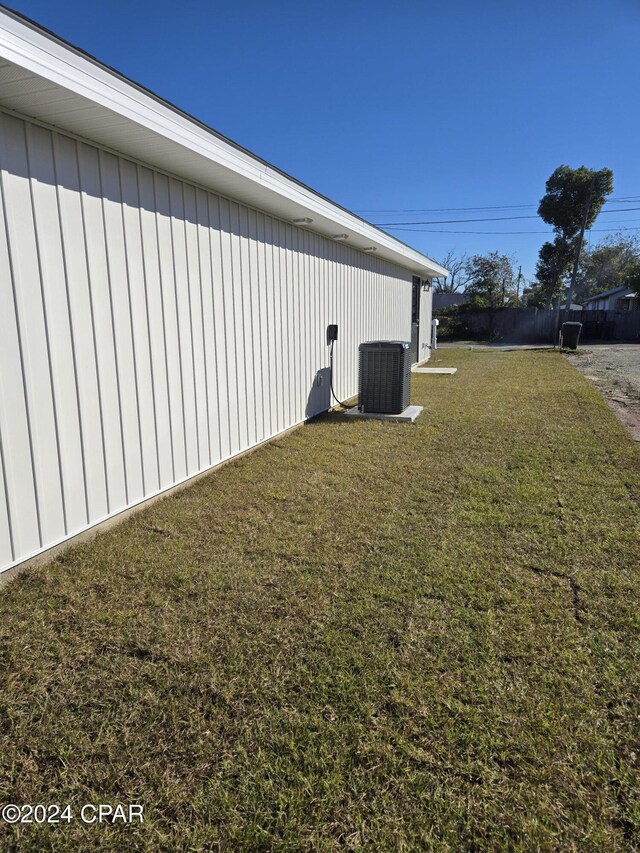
[434,250,471,293]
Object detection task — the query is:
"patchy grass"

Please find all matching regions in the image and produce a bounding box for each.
[1,349,639,851]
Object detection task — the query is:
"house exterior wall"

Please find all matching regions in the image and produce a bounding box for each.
[0,109,414,574]
[418,280,433,361]
[584,298,609,311]
[584,292,625,311]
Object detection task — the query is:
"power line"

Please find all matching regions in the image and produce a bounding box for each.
[382,225,640,236]
[355,196,640,215]
[372,207,640,227]
[359,204,538,213]
[590,218,640,225]
[376,214,538,225]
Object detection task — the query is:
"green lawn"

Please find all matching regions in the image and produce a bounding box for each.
[1,349,639,851]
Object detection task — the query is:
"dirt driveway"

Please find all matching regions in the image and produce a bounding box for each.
[566,344,640,441]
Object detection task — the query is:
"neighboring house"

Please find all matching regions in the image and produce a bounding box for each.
[618,292,640,311]
[0,8,447,576]
[582,285,639,311]
[433,292,470,310]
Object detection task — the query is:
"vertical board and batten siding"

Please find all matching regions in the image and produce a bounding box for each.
[0,109,413,573]
[419,283,434,360]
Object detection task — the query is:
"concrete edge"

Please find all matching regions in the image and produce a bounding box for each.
[344,405,424,423]
[412,367,457,375]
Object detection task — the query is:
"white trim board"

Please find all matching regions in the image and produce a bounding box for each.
[0,6,448,279]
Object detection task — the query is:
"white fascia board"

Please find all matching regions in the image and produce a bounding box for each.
[0,7,448,279]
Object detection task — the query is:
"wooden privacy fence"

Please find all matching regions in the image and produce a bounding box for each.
[437,307,640,344]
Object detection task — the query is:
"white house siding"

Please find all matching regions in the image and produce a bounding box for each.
[418,281,433,361]
[0,109,414,574]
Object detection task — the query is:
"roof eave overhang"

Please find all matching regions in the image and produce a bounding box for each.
[583,285,629,302]
[0,7,448,279]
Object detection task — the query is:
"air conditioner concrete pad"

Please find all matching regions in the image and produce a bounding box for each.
[345,405,424,423]
[412,367,457,374]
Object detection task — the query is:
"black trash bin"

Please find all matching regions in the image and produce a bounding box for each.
[562,321,582,350]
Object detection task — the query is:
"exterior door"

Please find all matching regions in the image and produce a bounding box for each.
[411,276,421,363]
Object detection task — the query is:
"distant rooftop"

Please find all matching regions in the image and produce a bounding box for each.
[582,284,634,302]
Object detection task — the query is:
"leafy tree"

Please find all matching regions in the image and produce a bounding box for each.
[433,250,470,293]
[533,236,577,308]
[575,233,640,300]
[465,252,517,309]
[534,165,613,307]
[538,165,613,237]
[521,285,543,308]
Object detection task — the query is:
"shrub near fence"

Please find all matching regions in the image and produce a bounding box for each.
[436,306,640,344]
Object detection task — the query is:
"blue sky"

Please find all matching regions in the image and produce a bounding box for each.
[8,0,640,282]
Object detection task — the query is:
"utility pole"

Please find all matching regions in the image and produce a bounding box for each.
[565,176,596,317]
[515,266,522,301]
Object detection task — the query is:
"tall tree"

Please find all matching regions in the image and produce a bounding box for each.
[433,250,470,293]
[533,236,577,308]
[535,165,613,308]
[465,252,517,309]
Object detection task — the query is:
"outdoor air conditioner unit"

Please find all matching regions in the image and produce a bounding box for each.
[358,341,412,414]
